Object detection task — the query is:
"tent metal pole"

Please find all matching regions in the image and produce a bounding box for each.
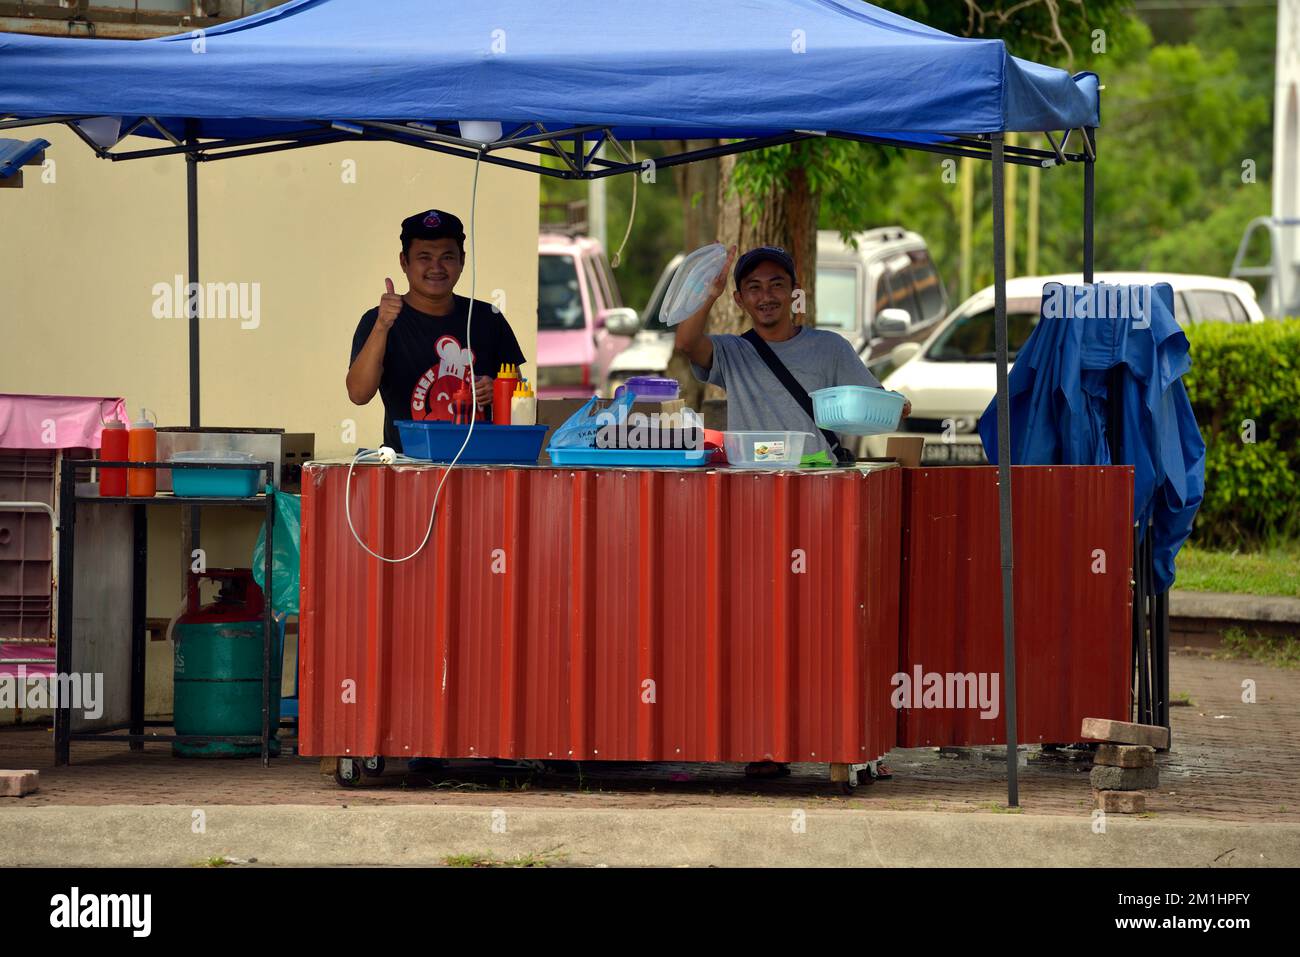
[1156,588,1170,745]
[185,126,201,555]
[992,134,1019,808]
[186,129,200,428]
[1083,128,1095,283]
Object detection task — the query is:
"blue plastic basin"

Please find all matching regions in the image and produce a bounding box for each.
[395,421,549,465]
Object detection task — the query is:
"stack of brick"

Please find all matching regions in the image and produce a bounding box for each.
[1081,718,1168,813]
[0,770,39,797]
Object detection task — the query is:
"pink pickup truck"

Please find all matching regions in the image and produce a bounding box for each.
[535,232,639,398]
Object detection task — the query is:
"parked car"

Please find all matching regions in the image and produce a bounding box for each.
[871,271,1266,463]
[815,227,948,361]
[535,231,639,398]
[602,226,947,396]
[603,250,684,398]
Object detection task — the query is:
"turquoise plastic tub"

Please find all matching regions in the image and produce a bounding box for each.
[169,451,261,497]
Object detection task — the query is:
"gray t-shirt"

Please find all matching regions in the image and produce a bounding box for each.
[691,327,882,455]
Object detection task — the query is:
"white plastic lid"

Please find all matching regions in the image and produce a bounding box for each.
[168,450,258,464]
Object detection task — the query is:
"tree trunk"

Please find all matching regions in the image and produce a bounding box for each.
[676,145,816,403]
[675,141,720,251]
[668,142,721,409]
[715,148,819,334]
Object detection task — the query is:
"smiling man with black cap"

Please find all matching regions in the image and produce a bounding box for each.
[346,208,527,451]
[674,244,910,465]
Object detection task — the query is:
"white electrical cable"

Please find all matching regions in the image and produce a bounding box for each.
[345,148,486,563]
[610,142,637,269]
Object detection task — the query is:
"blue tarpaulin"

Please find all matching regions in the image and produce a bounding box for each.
[977,283,1205,592]
[0,0,1099,141]
[0,137,48,177]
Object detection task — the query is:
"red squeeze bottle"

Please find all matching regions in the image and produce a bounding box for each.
[452,379,474,425]
[492,364,519,425]
[99,420,129,497]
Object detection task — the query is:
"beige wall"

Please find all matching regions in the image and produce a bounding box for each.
[0,125,540,457]
[0,127,538,720]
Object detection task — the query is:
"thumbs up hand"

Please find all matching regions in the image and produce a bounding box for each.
[377,277,403,330]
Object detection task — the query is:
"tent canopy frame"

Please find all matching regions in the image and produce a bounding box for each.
[0,113,1093,174]
[1,61,1100,814]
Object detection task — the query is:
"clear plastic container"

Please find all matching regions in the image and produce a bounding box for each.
[721,431,812,468]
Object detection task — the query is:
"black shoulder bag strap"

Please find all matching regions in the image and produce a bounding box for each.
[741,329,854,464]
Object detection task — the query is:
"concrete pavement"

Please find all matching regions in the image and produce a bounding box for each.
[2,803,1297,868]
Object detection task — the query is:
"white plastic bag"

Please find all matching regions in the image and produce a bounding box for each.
[661,243,728,327]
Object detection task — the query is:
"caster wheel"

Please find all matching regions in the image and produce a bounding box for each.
[361,756,385,777]
[334,757,365,788]
[839,767,874,794]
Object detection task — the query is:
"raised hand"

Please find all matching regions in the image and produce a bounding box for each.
[377,277,403,331]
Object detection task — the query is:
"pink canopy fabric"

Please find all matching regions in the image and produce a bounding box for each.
[0,394,126,450]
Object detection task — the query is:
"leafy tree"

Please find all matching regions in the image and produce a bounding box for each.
[877,13,1272,296]
[713,0,1138,337]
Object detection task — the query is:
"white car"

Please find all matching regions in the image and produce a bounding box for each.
[873,272,1265,464]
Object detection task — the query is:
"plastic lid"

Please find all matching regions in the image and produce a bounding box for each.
[168,450,258,464]
[621,376,680,400]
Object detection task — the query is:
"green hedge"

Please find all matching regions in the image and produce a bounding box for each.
[1182,318,1300,547]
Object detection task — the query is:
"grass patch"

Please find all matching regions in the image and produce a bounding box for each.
[1216,628,1300,669]
[1176,542,1300,597]
[444,849,562,868]
[978,802,1023,815]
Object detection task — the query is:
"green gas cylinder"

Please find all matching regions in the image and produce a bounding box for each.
[173,568,282,758]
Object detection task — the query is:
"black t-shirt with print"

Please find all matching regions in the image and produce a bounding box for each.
[350,295,527,451]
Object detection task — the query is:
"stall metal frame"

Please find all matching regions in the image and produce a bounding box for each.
[54,459,278,766]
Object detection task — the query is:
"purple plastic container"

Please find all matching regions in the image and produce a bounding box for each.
[615,376,680,402]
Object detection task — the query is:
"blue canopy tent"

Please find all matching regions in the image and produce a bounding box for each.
[1,0,1104,800]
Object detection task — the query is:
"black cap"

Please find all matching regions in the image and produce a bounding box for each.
[734,245,797,287]
[400,209,466,248]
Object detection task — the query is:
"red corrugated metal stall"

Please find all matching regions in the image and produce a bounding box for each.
[299,463,903,764]
[897,465,1133,747]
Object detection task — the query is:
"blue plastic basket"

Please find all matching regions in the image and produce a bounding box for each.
[395,421,549,465]
[811,386,906,436]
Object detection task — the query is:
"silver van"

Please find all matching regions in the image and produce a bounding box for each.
[603,226,947,395]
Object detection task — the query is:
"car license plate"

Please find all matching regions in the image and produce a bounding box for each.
[920,442,987,464]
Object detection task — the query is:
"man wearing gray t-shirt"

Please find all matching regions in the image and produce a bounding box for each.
[675,244,910,460]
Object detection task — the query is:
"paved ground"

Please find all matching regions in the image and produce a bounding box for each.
[2,651,1295,824]
[6,804,1295,867]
